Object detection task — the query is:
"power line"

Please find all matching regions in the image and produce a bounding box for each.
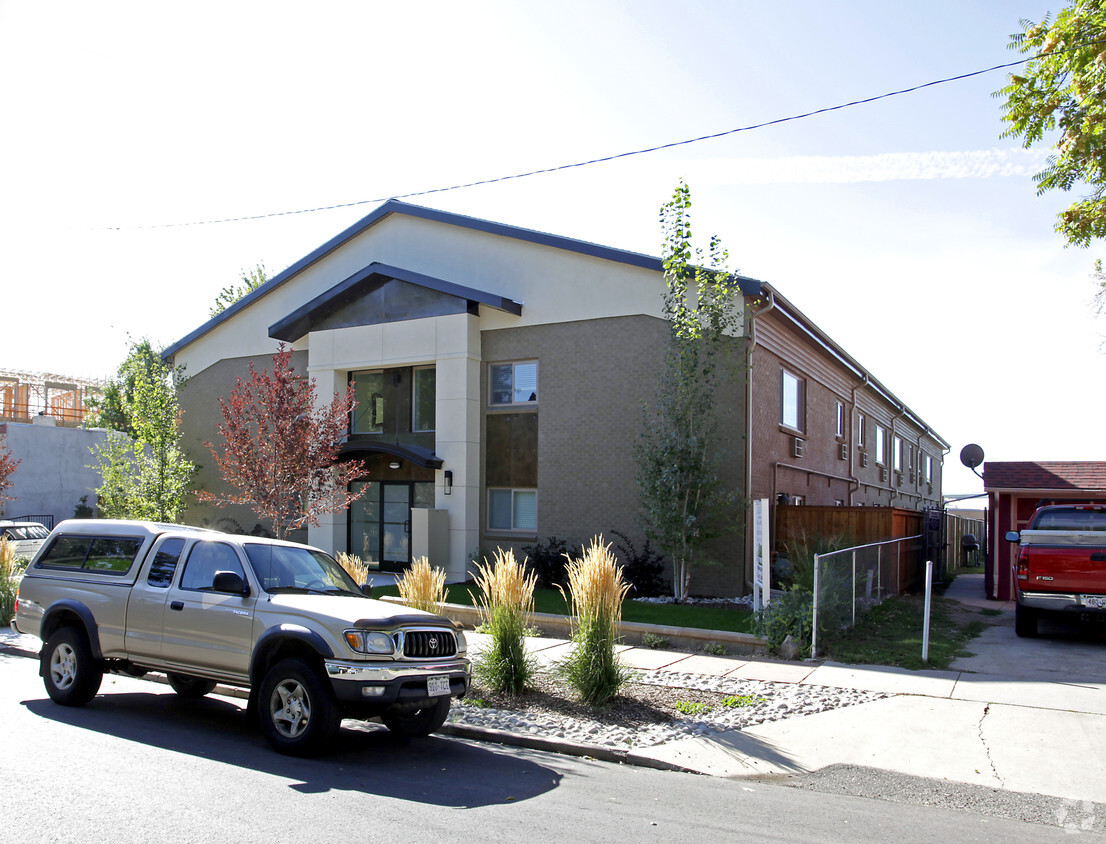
[109,51,1047,231]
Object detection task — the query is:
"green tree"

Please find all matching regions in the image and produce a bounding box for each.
[635,182,743,601]
[997,2,1106,247]
[210,262,268,318]
[89,339,195,521]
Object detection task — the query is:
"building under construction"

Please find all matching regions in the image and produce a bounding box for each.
[0,369,105,427]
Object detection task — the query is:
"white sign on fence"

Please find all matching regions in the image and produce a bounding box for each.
[753,498,770,611]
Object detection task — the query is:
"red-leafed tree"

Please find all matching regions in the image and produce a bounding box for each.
[198,346,367,539]
[0,437,19,505]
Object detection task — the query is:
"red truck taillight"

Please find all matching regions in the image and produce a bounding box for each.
[1016,547,1029,581]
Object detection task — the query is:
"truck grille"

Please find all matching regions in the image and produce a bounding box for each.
[401,630,457,659]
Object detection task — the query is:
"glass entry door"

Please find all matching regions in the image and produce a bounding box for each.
[349,481,434,573]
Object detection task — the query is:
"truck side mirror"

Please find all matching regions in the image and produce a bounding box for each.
[361,583,373,597]
[213,570,250,596]
[1004,531,1020,543]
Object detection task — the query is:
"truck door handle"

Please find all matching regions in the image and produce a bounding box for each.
[170,601,184,611]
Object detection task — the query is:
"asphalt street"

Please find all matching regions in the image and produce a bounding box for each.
[0,648,1098,841]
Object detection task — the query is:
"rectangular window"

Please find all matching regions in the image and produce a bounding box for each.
[875,424,886,465]
[893,437,903,472]
[780,370,803,431]
[488,488,537,532]
[490,361,538,406]
[857,413,866,448]
[924,454,933,483]
[352,370,385,434]
[412,366,436,432]
[835,401,845,438]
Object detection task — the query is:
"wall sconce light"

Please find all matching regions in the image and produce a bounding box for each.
[444,470,453,495]
[389,460,401,470]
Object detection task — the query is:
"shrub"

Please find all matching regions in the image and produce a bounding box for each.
[558,536,630,706]
[753,588,814,656]
[471,548,537,696]
[521,536,578,589]
[703,641,726,656]
[396,556,447,614]
[336,552,371,586]
[611,530,666,598]
[641,632,670,650]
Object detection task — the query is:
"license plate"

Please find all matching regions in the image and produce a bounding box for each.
[1084,596,1106,609]
[427,674,451,696]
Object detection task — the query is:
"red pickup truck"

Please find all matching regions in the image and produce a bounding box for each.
[1006,504,1106,638]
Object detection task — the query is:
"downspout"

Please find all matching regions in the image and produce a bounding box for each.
[889,406,906,506]
[746,289,774,594]
[848,374,868,505]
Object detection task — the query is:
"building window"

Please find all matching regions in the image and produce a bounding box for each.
[835,401,845,438]
[352,370,385,434]
[924,454,933,483]
[893,437,903,472]
[857,413,866,448]
[488,488,537,532]
[875,424,886,465]
[780,370,803,431]
[490,361,538,406]
[412,366,436,432]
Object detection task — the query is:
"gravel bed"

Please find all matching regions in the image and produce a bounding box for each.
[450,667,885,750]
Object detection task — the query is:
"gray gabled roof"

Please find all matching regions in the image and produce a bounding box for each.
[163,198,763,360]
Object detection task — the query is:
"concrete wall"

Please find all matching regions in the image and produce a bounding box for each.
[0,419,109,525]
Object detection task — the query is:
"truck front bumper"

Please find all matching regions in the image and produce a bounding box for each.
[323,657,470,706]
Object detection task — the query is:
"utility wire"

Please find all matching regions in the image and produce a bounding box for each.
[107,49,1058,231]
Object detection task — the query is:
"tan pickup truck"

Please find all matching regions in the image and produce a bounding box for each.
[11,519,470,755]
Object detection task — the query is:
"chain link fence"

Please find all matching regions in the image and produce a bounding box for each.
[811,534,923,656]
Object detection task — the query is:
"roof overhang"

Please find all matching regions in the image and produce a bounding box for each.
[339,439,443,470]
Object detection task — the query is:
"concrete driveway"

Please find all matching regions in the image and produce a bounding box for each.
[948,573,1106,684]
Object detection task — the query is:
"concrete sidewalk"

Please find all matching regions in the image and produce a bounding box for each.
[463,573,1106,805]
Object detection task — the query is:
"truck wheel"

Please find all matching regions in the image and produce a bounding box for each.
[381,696,451,737]
[42,627,103,706]
[258,658,340,756]
[167,673,218,699]
[1015,603,1038,638]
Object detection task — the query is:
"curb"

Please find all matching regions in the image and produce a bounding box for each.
[438,722,699,774]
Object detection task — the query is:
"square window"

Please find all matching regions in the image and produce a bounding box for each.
[490,361,538,406]
[488,488,537,532]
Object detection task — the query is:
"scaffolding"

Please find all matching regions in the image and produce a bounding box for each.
[0,369,106,428]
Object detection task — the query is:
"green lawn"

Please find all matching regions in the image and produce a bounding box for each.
[374,583,756,635]
[825,594,991,670]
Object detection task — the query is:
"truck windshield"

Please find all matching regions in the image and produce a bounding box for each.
[243,543,364,596]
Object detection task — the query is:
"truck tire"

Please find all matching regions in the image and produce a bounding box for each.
[167,673,218,699]
[42,627,103,706]
[1015,603,1038,638]
[381,696,451,737]
[258,658,340,756]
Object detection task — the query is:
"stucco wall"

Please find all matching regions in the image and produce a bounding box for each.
[0,420,109,525]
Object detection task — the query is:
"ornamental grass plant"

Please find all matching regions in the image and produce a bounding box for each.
[396,556,447,615]
[336,551,371,586]
[471,547,537,696]
[0,538,21,626]
[558,536,630,706]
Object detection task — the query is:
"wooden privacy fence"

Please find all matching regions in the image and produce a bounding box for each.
[775,505,926,591]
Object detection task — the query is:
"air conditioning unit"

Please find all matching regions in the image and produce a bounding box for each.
[895,472,903,488]
[909,470,916,484]
[791,436,804,458]
[879,466,887,482]
[838,442,849,461]
[860,451,869,468]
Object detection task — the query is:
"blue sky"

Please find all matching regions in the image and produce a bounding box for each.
[1,1,1101,497]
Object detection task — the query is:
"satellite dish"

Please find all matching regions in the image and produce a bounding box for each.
[960,443,985,470]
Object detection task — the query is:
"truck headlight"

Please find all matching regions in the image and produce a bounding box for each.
[344,630,395,655]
